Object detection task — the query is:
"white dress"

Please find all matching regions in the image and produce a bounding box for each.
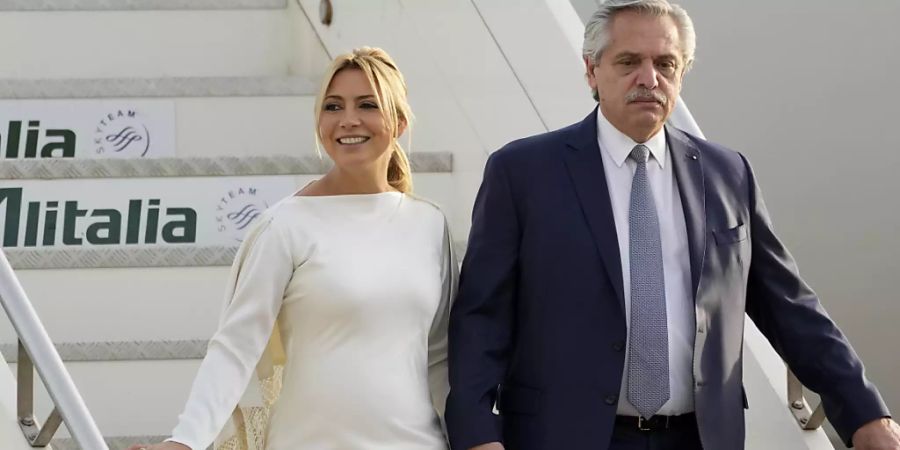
[168,192,453,450]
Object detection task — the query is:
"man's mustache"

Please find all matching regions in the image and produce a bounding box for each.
[625,88,667,105]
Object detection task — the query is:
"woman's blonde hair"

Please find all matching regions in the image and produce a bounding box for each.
[314,47,414,193]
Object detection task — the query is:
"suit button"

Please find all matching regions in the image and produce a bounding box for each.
[612,340,625,352]
[605,394,618,405]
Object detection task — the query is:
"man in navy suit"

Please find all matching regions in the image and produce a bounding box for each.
[445,0,900,449]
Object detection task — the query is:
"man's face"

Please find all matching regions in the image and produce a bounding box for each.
[586,10,686,143]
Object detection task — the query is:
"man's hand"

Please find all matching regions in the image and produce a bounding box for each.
[469,443,505,450]
[853,418,900,450]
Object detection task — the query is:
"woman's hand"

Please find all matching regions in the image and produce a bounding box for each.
[126,442,191,450]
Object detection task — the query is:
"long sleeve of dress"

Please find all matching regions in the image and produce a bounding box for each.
[168,215,299,450]
[428,219,458,429]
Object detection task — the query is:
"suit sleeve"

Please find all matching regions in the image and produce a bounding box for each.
[741,154,890,446]
[446,151,520,449]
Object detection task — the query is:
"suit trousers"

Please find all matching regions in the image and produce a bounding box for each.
[609,418,704,450]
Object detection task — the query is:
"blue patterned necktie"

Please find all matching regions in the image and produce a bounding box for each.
[626,144,671,419]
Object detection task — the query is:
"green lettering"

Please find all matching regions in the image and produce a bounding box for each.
[41,130,76,158]
[25,121,40,158]
[63,201,87,245]
[86,209,121,245]
[24,202,40,247]
[4,121,22,158]
[42,202,58,246]
[125,200,142,244]
[162,208,197,243]
[0,188,22,246]
[144,200,160,244]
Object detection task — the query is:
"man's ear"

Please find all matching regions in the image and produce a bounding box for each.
[584,57,598,84]
[584,57,599,88]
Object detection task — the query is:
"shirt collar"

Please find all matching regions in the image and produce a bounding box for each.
[596,109,667,169]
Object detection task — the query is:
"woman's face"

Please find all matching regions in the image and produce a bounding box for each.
[318,68,396,170]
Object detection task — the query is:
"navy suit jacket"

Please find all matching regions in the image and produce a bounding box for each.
[446,108,889,450]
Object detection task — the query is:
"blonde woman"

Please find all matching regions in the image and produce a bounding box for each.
[130,47,455,450]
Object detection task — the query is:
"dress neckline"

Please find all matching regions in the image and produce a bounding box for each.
[282,191,405,222]
[288,191,403,200]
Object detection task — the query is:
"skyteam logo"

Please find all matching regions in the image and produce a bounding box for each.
[216,186,269,242]
[94,109,152,158]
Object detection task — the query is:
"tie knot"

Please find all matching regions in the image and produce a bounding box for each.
[630,145,650,164]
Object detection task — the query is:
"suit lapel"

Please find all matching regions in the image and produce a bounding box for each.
[666,125,706,301]
[563,108,626,314]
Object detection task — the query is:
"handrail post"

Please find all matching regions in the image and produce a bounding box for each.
[32,408,64,447]
[17,341,39,442]
[0,249,108,449]
[787,369,827,430]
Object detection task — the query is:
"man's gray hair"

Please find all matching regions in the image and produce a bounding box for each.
[583,0,696,69]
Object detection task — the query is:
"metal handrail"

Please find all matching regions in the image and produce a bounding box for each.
[787,369,827,430]
[0,249,107,449]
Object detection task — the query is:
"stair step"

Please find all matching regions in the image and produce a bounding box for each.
[6,247,238,269]
[0,171,460,270]
[0,9,325,80]
[0,152,453,179]
[52,436,177,450]
[4,239,467,269]
[0,95,319,158]
[1,340,208,362]
[0,76,317,99]
[0,0,285,11]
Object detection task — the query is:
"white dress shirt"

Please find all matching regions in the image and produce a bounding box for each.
[595,111,696,416]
